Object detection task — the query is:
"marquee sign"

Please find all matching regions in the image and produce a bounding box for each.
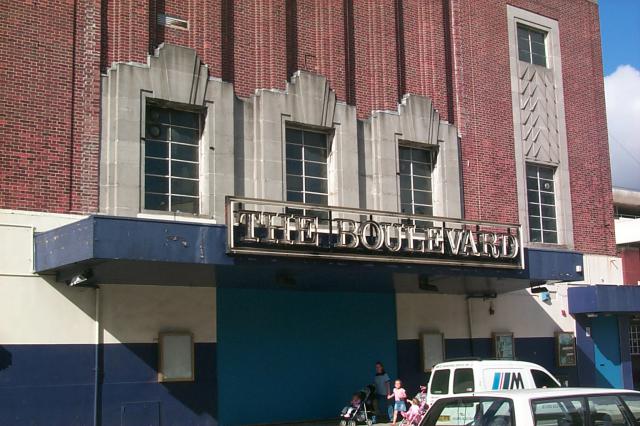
[226,197,524,269]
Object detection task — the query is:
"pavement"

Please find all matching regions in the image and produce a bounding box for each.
[264,420,396,426]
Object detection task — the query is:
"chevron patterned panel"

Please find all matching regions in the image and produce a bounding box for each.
[518,63,561,164]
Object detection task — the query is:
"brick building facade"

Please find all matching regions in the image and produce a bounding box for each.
[0,1,626,425]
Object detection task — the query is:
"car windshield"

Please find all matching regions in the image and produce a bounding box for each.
[424,397,512,426]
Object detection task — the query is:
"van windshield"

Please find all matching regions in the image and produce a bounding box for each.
[431,369,451,395]
[531,370,560,388]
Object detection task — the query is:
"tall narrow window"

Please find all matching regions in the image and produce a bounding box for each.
[517,24,547,67]
[285,128,328,206]
[399,146,433,217]
[527,164,557,243]
[144,105,201,214]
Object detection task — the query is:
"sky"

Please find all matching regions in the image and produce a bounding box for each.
[600,0,640,191]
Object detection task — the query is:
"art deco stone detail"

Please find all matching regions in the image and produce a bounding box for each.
[518,63,560,164]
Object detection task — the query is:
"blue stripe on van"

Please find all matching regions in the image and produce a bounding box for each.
[492,372,501,390]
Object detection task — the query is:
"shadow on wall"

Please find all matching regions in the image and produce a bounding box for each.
[0,346,11,371]
[397,290,580,395]
[0,276,218,426]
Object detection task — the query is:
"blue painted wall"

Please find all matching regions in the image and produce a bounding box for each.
[217,287,398,426]
[0,343,217,426]
[397,337,578,395]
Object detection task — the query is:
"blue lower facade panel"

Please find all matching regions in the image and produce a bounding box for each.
[0,343,217,426]
[216,287,398,426]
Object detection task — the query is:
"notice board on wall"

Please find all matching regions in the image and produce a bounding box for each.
[421,332,445,372]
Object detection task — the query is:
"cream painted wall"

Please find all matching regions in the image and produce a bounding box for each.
[570,254,623,285]
[396,287,575,341]
[0,210,217,345]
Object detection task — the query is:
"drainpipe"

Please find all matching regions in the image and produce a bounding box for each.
[93,286,101,426]
[466,297,474,356]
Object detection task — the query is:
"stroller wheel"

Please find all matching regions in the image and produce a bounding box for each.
[366,420,373,426]
[347,421,356,426]
[339,421,347,426]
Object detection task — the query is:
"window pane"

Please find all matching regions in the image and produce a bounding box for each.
[540,179,554,192]
[414,190,432,205]
[530,30,545,46]
[530,215,542,228]
[304,146,326,162]
[172,110,199,128]
[543,231,558,244]
[286,143,302,159]
[430,369,451,395]
[542,218,557,231]
[453,368,475,394]
[171,127,198,144]
[528,190,540,204]
[173,161,198,179]
[171,196,198,213]
[306,193,327,205]
[526,164,538,178]
[538,167,554,180]
[414,205,432,216]
[172,178,198,196]
[286,128,303,144]
[287,191,303,202]
[286,175,303,191]
[305,161,327,178]
[413,176,431,191]
[532,398,585,426]
[147,108,171,124]
[171,144,198,162]
[147,124,168,140]
[145,175,168,194]
[587,396,628,426]
[400,190,413,205]
[541,205,556,218]
[412,149,430,163]
[399,160,411,174]
[399,147,411,160]
[519,49,531,63]
[527,177,539,190]
[413,162,431,177]
[145,158,168,176]
[286,159,302,176]
[399,175,412,190]
[303,131,326,148]
[532,54,547,67]
[541,192,555,205]
[620,395,640,423]
[531,370,559,388]
[305,177,327,193]
[146,140,169,158]
[145,193,168,211]
[400,203,413,214]
[530,229,542,242]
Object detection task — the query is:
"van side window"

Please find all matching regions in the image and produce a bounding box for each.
[531,370,560,388]
[431,369,451,395]
[453,368,475,393]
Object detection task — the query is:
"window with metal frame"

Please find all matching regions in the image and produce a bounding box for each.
[285,128,328,208]
[144,104,201,214]
[527,164,558,244]
[630,323,640,355]
[399,146,434,217]
[517,24,547,67]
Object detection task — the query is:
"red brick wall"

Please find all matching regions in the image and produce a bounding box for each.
[0,0,616,256]
[621,247,640,285]
[0,0,101,214]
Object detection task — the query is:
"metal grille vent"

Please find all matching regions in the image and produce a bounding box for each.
[157,14,189,30]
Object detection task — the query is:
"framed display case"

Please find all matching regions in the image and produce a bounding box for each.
[556,331,576,367]
[158,332,194,382]
[493,332,515,360]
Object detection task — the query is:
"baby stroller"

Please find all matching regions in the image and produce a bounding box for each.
[339,384,376,426]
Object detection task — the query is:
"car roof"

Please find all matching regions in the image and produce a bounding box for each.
[434,360,544,369]
[470,388,640,400]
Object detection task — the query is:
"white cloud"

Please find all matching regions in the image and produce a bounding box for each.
[605,65,640,191]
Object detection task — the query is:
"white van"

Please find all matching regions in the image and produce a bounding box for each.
[426,360,561,406]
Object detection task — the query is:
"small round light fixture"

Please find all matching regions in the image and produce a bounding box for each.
[148,126,161,138]
[543,182,551,190]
